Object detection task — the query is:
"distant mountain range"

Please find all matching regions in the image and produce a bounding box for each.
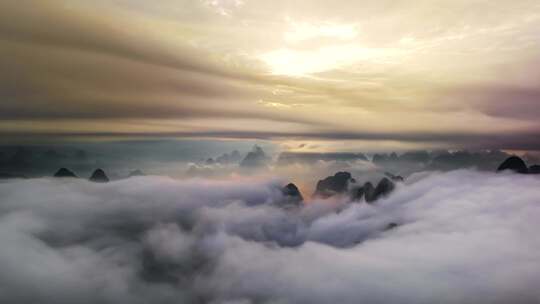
[2,144,539,186]
[1,155,538,229]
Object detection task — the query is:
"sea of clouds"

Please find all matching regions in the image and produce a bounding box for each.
[0,170,539,304]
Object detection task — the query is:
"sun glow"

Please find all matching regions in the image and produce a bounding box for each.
[260,45,402,76]
[284,21,359,43]
[258,19,406,76]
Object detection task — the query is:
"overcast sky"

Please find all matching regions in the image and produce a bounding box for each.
[2,0,540,151]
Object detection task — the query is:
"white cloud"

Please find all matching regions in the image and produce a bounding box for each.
[0,170,539,303]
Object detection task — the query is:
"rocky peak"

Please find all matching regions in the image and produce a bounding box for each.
[89,169,109,183]
[354,178,395,203]
[314,171,356,197]
[496,156,528,174]
[53,168,77,178]
[280,183,304,207]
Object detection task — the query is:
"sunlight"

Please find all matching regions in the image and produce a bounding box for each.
[284,21,359,43]
[260,44,402,76]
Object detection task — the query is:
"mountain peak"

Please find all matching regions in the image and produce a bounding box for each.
[497,156,528,174]
[53,168,77,178]
[280,183,304,207]
[314,171,355,197]
[89,169,109,183]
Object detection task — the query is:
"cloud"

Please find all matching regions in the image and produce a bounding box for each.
[0,0,316,129]
[0,170,540,303]
[200,171,540,303]
[2,0,540,150]
[447,84,540,121]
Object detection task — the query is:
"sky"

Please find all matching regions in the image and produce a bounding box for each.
[2,0,540,152]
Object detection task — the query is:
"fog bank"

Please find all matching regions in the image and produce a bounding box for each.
[0,170,539,303]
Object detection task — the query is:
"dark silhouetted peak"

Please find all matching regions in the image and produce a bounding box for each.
[283,183,302,198]
[280,183,304,207]
[354,179,395,203]
[314,171,355,197]
[384,172,404,182]
[53,168,77,178]
[374,177,395,197]
[529,165,540,174]
[384,223,399,231]
[362,182,375,202]
[128,169,145,177]
[497,156,528,174]
[240,145,269,168]
[361,178,395,203]
[89,169,109,183]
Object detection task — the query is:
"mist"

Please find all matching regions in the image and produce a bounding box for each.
[0,169,539,303]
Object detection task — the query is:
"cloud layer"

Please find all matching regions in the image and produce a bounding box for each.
[1,0,540,149]
[1,170,540,303]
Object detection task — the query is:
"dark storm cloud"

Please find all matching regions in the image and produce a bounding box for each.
[0,171,540,303]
